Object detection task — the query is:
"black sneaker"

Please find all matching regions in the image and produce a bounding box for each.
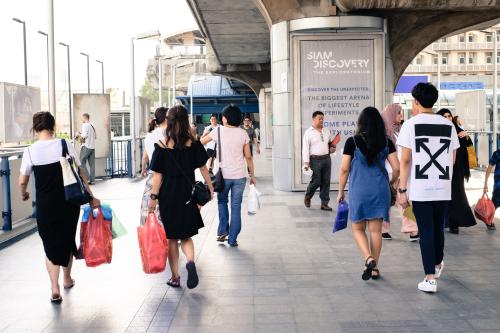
[382,233,392,240]
[409,233,420,242]
[487,223,497,231]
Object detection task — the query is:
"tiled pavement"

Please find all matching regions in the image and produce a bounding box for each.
[1,150,500,332]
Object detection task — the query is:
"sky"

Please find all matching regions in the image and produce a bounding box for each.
[0,0,197,95]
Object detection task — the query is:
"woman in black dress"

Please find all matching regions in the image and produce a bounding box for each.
[437,109,476,233]
[148,105,213,289]
[18,112,100,303]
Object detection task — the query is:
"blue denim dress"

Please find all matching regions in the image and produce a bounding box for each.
[348,138,391,222]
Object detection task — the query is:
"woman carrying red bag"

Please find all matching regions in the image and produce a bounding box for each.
[148,105,214,289]
[483,149,500,230]
[18,112,100,303]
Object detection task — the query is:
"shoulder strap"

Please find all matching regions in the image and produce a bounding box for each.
[61,139,69,157]
[217,127,222,163]
[90,124,96,139]
[165,146,195,186]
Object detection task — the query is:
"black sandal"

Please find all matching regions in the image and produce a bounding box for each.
[362,256,377,281]
[186,261,199,289]
[50,294,63,303]
[371,268,380,280]
[167,276,181,288]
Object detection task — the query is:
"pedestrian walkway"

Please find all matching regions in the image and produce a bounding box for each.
[1,150,500,333]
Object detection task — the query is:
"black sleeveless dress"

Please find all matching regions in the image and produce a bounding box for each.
[150,141,208,239]
[33,162,80,266]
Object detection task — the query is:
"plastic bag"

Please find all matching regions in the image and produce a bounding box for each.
[247,184,261,215]
[137,213,168,274]
[84,208,113,267]
[474,194,496,226]
[247,185,261,215]
[333,200,349,233]
[111,211,128,239]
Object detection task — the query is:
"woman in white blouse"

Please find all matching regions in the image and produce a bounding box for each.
[19,112,100,303]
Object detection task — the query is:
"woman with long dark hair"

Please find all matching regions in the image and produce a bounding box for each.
[140,107,168,225]
[437,109,476,233]
[148,105,213,289]
[337,107,400,280]
[18,112,100,302]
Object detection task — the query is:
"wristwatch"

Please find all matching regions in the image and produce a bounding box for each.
[150,193,158,200]
[397,188,407,194]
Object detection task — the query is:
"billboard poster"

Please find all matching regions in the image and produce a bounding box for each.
[0,83,41,143]
[73,94,111,158]
[300,39,374,185]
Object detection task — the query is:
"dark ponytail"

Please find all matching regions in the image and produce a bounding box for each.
[148,107,168,133]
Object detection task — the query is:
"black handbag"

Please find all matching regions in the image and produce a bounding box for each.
[165,143,211,206]
[213,127,225,192]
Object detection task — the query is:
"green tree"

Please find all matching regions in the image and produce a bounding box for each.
[140,79,170,103]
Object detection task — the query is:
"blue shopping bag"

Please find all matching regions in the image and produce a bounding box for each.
[333,201,348,233]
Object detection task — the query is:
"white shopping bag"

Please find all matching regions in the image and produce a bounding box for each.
[247,184,261,215]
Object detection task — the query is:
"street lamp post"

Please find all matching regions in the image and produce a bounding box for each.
[493,29,498,151]
[96,60,104,94]
[12,18,27,86]
[59,42,73,138]
[80,52,90,93]
[437,51,441,109]
[37,31,50,110]
[189,76,207,124]
[131,30,161,176]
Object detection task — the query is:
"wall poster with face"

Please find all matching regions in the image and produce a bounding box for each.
[0,83,41,144]
[298,38,376,186]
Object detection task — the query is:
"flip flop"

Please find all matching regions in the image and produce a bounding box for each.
[64,279,75,289]
[186,261,199,289]
[362,256,377,281]
[50,294,63,303]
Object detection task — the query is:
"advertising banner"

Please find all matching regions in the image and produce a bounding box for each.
[300,39,375,184]
[0,82,41,143]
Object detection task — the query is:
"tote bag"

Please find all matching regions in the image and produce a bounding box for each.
[60,139,91,206]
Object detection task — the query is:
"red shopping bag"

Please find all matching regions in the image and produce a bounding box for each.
[137,213,168,274]
[84,208,113,267]
[474,194,496,226]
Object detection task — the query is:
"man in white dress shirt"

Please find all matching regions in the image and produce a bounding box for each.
[302,111,336,211]
[76,113,96,184]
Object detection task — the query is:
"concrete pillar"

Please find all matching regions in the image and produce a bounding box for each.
[271,21,293,191]
[270,16,388,191]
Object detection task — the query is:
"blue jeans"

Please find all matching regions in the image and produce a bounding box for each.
[217,177,246,244]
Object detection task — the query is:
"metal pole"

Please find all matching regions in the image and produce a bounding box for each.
[172,64,176,106]
[130,38,137,176]
[60,43,73,137]
[96,60,104,94]
[190,78,193,123]
[494,30,498,151]
[22,22,27,86]
[86,56,90,93]
[38,31,50,111]
[1,157,12,231]
[47,0,56,120]
[158,57,163,107]
[437,51,441,109]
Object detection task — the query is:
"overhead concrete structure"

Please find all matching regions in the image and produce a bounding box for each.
[187,0,500,191]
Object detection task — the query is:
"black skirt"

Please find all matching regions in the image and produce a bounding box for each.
[448,147,476,228]
[33,162,80,266]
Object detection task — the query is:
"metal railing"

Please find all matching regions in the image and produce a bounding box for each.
[105,137,144,178]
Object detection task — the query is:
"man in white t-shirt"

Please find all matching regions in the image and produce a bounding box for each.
[75,113,96,184]
[397,82,459,294]
[201,114,219,173]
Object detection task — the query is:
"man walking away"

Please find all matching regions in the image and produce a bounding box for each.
[302,111,336,211]
[241,115,260,156]
[77,113,96,184]
[397,83,459,293]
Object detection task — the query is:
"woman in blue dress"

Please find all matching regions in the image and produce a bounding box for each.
[337,107,400,280]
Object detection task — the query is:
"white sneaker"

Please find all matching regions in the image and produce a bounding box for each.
[435,261,444,279]
[418,279,437,293]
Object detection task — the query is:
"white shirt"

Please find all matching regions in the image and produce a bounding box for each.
[302,126,332,164]
[20,139,80,176]
[144,127,165,160]
[203,124,218,150]
[81,122,96,149]
[396,113,460,201]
